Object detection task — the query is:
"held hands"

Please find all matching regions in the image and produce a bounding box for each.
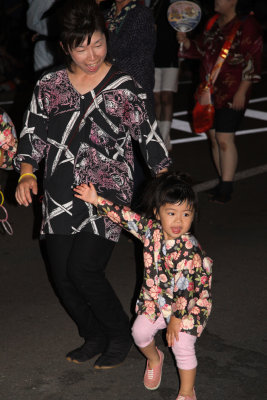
[166,316,182,347]
[15,176,38,207]
[73,182,98,206]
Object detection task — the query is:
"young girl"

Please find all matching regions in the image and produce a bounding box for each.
[74,172,212,400]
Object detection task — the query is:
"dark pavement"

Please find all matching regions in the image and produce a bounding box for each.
[1,63,267,400]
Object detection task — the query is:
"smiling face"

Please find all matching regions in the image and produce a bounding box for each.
[68,31,107,75]
[155,201,194,240]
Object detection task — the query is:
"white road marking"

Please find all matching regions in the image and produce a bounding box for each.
[249,96,267,104]
[0,101,14,105]
[171,127,267,144]
[245,109,267,120]
[193,165,267,192]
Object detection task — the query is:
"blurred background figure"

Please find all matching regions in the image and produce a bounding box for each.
[177,0,263,203]
[0,0,30,91]
[103,0,156,105]
[149,0,179,152]
[101,0,157,206]
[27,0,59,77]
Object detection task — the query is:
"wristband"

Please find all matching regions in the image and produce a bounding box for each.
[2,220,13,235]
[0,190,4,206]
[18,173,37,183]
[0,204,8,222]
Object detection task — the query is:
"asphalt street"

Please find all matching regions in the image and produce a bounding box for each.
[0,62,267,400]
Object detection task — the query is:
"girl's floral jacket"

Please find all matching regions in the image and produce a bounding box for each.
[97,197,213,337]
[0,108,17,170]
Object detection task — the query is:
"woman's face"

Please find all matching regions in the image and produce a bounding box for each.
[214,0,237,14]
[68,31,107,75]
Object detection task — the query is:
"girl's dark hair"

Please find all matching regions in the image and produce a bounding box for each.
[140,171,198,218]
[58,0,109,70]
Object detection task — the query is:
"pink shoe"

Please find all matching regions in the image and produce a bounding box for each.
[176,388,197,400]
[144,348,164,390]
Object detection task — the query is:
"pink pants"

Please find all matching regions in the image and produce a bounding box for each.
[132,314,197,370]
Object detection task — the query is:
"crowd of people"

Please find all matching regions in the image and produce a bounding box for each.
[0,1,264,400]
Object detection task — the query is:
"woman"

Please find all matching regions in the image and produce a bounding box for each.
[178,0,263,203]
[15,0,171,370]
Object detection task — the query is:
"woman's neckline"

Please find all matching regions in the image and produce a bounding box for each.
[217,13,237,29]
[66,63,113,96]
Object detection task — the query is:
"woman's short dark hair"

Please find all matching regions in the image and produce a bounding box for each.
[59,0,109,70]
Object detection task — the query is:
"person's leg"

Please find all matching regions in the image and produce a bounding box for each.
[154,68,162,121]
[208,108,242,202]
[158,68,179,151]
[154,92,162,122]
[45,234,100,338]
[207,128,221,176]
[67,232,132,368]
[160,91,174,122]
[209,131,237,202]
[132,314,165,390]
[215,131,237,182]
[172,332,197,399]
[45,234,106,362]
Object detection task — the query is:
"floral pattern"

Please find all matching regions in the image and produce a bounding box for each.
[97,197,213,337]
[0,108,17,170]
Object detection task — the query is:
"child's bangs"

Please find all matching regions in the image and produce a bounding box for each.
[161,187,196,209]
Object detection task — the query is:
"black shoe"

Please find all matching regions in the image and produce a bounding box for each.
[210,192,231,204]
[206,183,221,198]
[94,336,133,370]
[66,338,106,364]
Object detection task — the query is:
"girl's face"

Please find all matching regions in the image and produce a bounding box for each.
[155,201,194,241]
[68,31,107,75]
[214,0,237,14]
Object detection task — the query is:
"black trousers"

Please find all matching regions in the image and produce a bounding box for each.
[45,232,130,341]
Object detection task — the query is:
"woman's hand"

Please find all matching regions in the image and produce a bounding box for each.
[231,90,246,110]
[166,316,182,347]
[231,80,252,110]
[176,32,191,50]
[15,176,38,206]
[73,182,98,206]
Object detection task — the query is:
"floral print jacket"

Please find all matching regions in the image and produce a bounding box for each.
[97,197,213,337]
[0,108,17,170]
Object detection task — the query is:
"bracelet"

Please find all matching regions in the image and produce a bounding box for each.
[0,204,8,222]
[18,173,37,183]
[0,190,4,206]
[1,219,13,235]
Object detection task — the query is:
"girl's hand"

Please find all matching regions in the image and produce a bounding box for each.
[15,176,38,207]
[73,182,98,206]
[166,316,182,347]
